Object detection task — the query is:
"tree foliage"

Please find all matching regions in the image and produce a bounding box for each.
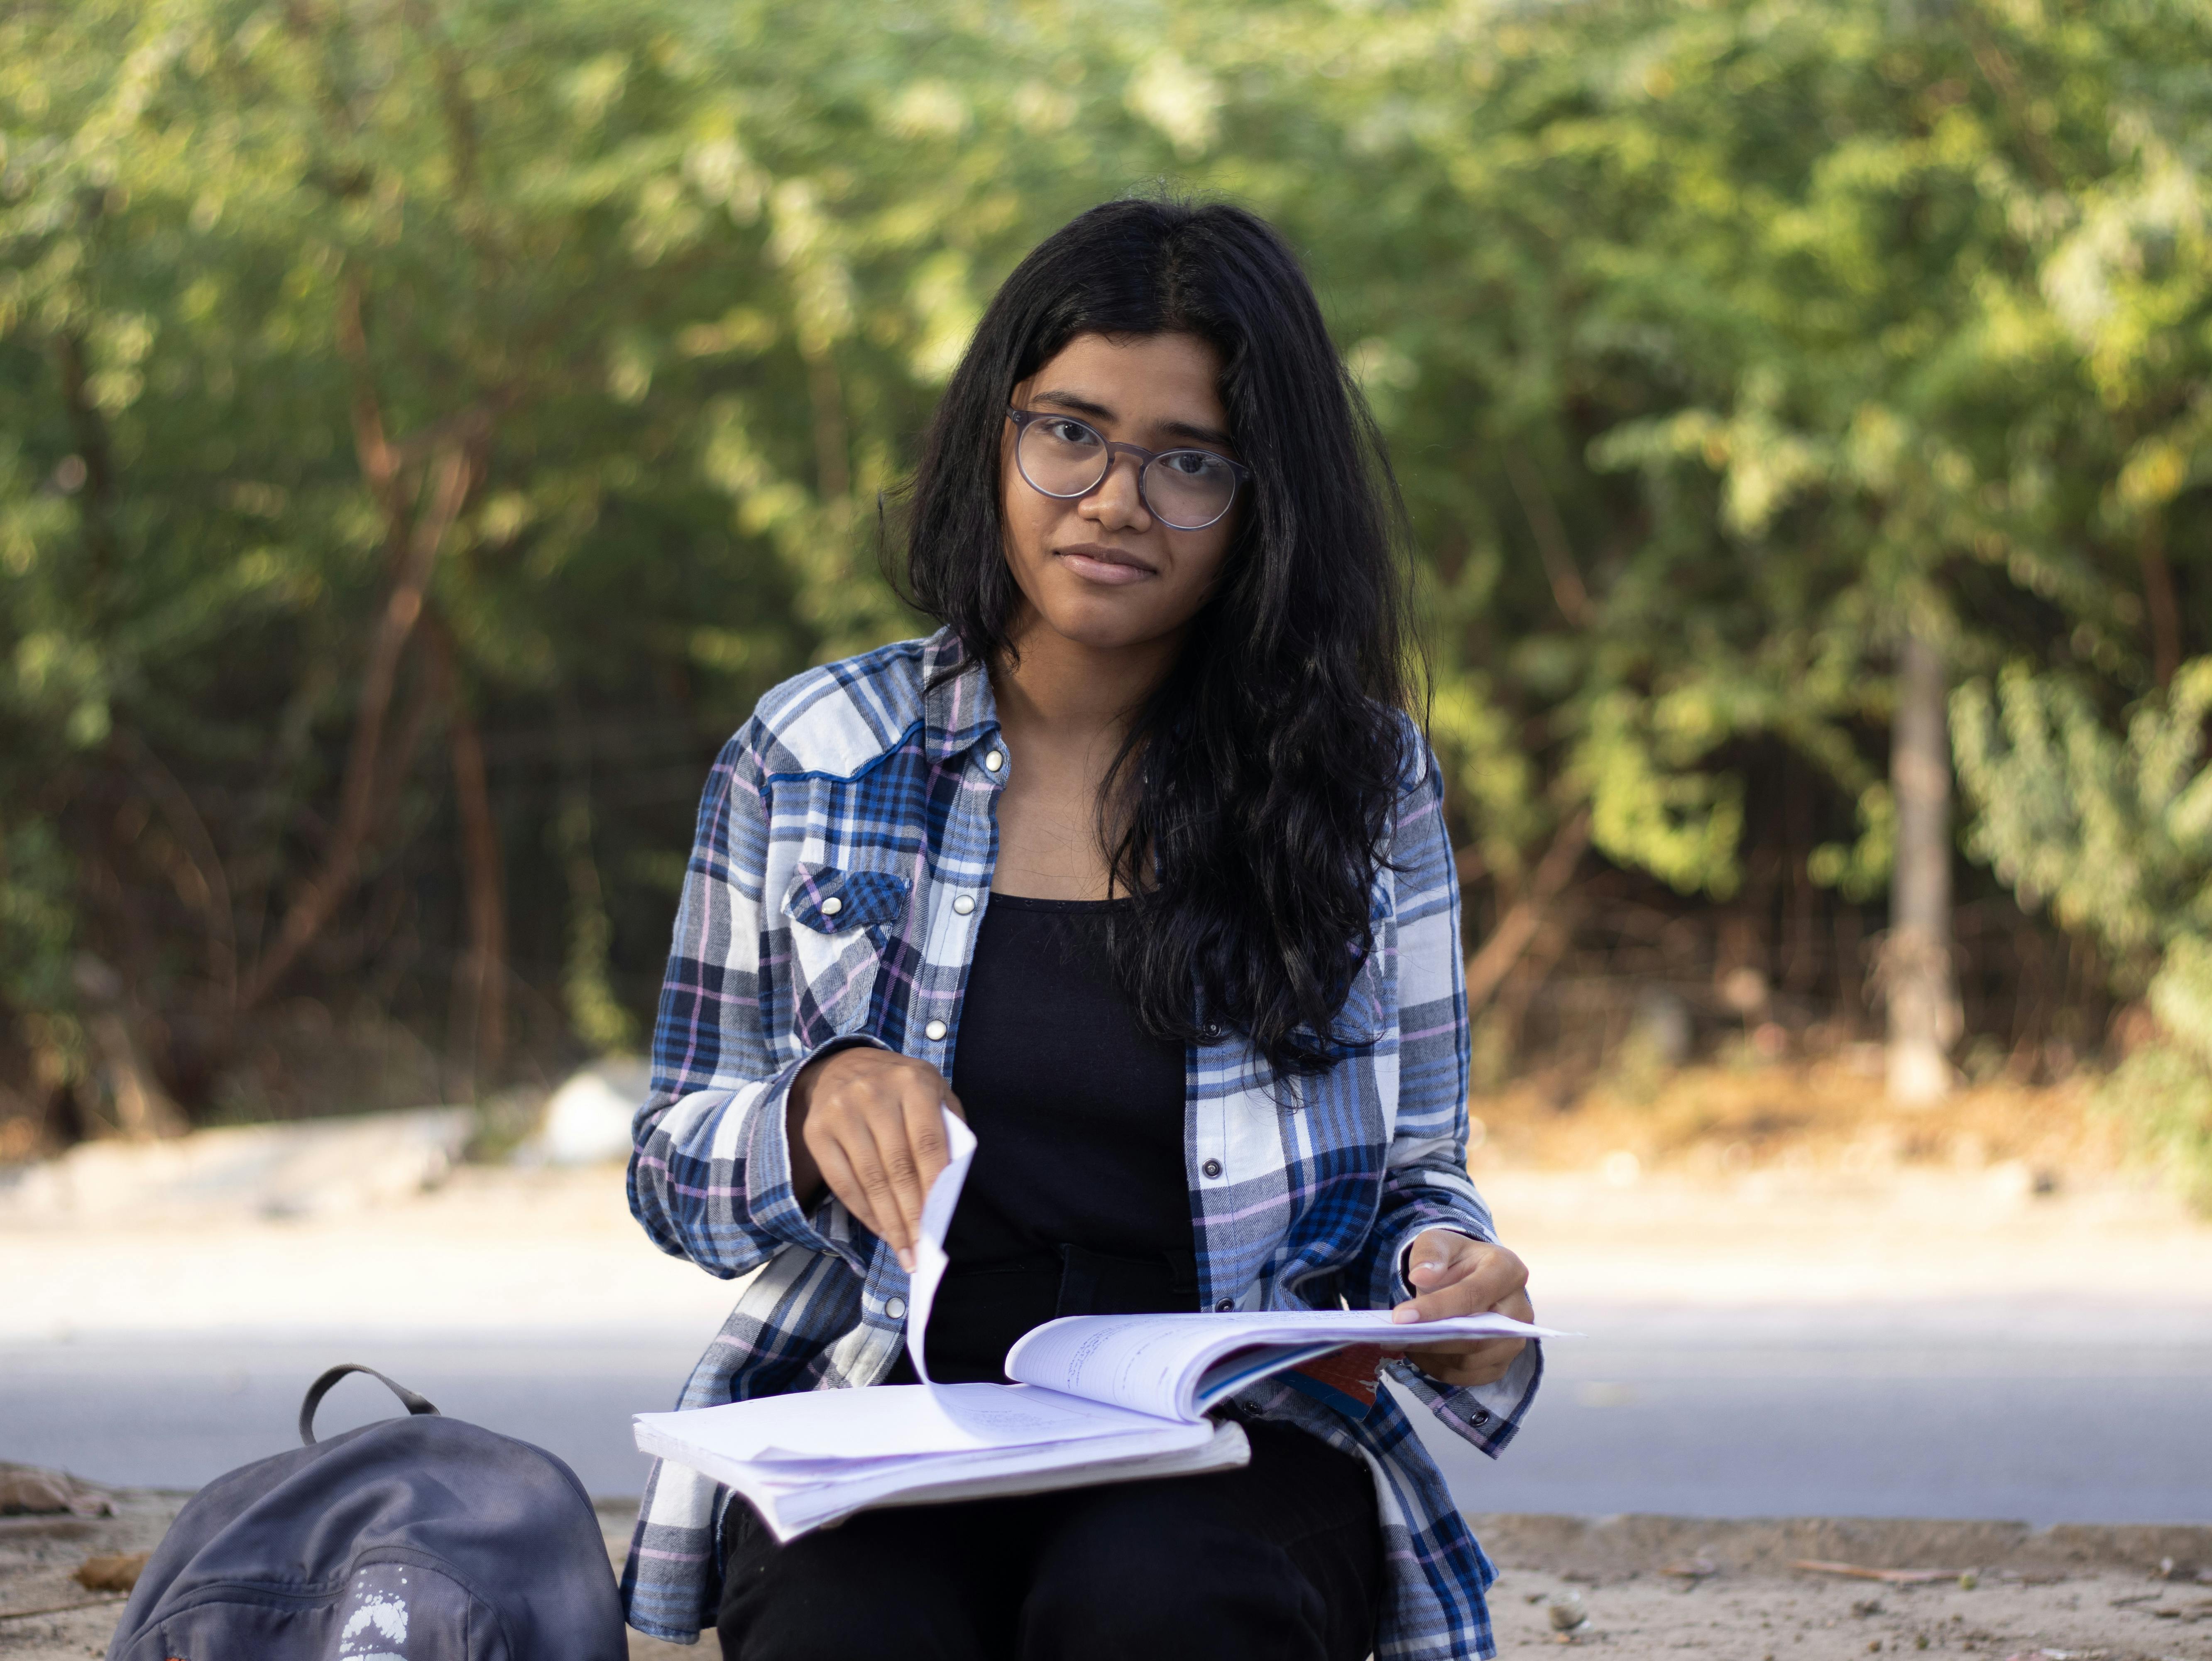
[5,0,2212,1178]
[1954,662,2212,1205]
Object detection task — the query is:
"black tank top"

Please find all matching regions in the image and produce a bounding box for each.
[883,893,1196,1384]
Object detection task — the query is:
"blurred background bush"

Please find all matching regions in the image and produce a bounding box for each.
[3,0,2208,1205]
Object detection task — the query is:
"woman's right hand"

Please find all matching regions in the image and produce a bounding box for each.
[787,1046,965,1270]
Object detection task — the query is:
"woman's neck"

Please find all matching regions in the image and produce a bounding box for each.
[982,614,1181,900]
[989,615,1181,751]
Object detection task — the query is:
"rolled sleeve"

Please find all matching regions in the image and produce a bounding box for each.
[737,1034,886,1261]
[1390,1337,1544,1457]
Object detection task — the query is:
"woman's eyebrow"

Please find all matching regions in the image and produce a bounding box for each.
[1160,418,1234,448]
[1032,388,1234,450]
[1031,388,1115,421]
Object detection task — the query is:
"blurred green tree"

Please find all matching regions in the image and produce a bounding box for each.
[1955,661,2212,1208]
[3,0,2210,1187]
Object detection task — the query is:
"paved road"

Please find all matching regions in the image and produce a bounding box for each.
[7,1298,2207,1523]
[1412,1298,2212,1526]
[1,1332,700,1497]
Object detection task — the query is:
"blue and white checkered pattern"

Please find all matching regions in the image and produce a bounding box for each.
[622,630,1542,1659]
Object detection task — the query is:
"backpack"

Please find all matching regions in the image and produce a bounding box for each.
[105,1364,628,1661]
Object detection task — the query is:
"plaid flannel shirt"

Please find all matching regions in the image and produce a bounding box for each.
[622,630,1542,1659]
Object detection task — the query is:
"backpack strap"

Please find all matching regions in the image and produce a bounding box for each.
[299,1364,442,1446]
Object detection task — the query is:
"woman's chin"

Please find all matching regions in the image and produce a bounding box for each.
[1027,597,1187,655]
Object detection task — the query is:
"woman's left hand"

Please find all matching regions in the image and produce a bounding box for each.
[1385,1230,1534,1387]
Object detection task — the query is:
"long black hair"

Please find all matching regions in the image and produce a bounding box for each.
[901,198,1417,1076]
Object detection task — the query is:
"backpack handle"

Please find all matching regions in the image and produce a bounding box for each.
[299,1364,441,1446]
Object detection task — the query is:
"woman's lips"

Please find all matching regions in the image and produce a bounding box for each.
[1053,545,1157,586]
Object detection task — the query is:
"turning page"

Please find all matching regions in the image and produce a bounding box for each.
[905,1106,976,1386]
[1005,1308,1563,1421]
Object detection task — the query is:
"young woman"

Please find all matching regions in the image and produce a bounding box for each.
[624,199,1541,1661]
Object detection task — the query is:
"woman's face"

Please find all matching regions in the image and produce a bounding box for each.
[998,331,1241,657]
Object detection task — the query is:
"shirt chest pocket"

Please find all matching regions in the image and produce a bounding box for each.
[782,864,911,1043]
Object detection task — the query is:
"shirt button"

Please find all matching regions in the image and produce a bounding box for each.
[952,894,975,915]
[820,895,842,916]
[1215,1298,1235,1312]
[924,1019,948,1041]
[1201,1159,1223,1179]
[983,749,1004,772]
[1471,1409,1491,1426]
[886,1297,907,1321]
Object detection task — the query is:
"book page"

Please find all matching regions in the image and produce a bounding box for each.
[905,1107,976,1387]
[776,1422,1246,1535]
[642,1418,1246,1544]
[636,1379,1180,1468]
[1001,1313,1253,1420]
[1006,1308,1562,1421]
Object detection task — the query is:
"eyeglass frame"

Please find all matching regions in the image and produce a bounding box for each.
[1004,405,1252,532]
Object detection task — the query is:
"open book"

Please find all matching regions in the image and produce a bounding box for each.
[634,1112,1558,1540]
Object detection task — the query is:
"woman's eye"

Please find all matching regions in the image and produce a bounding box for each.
[1162,450,1225,478]
[1045,419,1100,446]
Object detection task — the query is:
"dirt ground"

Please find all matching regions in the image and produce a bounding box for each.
[1472,1512,2212,1659]
[7,1485,2209,1660]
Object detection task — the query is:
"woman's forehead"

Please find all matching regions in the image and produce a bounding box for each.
[1022,331,1231,442]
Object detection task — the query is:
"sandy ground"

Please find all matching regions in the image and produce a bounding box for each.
[8,1489,2208,1660]
[1472,1513,2212,1659]
[1482,1561,2212,1660]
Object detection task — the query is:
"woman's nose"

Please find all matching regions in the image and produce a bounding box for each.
[1081,453,1151,529]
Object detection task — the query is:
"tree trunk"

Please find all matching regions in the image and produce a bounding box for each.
[555,701,637,1056]
[446,675,507,1089]
[1464,808,1591,1011]
[71,955,187,1139]
[238,442,472,1011]
[1884,631,1960,1105]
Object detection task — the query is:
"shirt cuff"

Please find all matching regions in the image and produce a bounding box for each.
[740,1034,886,1266]
[1389,1332,1544,1458]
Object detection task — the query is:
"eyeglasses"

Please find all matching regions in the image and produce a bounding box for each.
[1006,406,1250,532]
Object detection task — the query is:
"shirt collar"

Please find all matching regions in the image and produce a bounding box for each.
[920,628,1000,762]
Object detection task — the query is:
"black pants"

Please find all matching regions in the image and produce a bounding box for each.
[715,1421,1384,1661]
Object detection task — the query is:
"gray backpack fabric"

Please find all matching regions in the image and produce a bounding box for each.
[105,1365,627,1661]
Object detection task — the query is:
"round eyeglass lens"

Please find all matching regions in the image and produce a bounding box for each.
[1016,416,1110,497]
[1142,450,1238,529]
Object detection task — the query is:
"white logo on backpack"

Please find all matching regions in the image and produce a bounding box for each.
[336,1565,409,1659]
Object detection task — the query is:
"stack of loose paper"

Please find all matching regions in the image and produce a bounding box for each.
[634,1113,1560,1540]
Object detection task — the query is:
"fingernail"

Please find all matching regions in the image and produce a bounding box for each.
[1412,1259,1442,1276]
[897,1247,915,1271]
[1390,1303,1419,1324]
